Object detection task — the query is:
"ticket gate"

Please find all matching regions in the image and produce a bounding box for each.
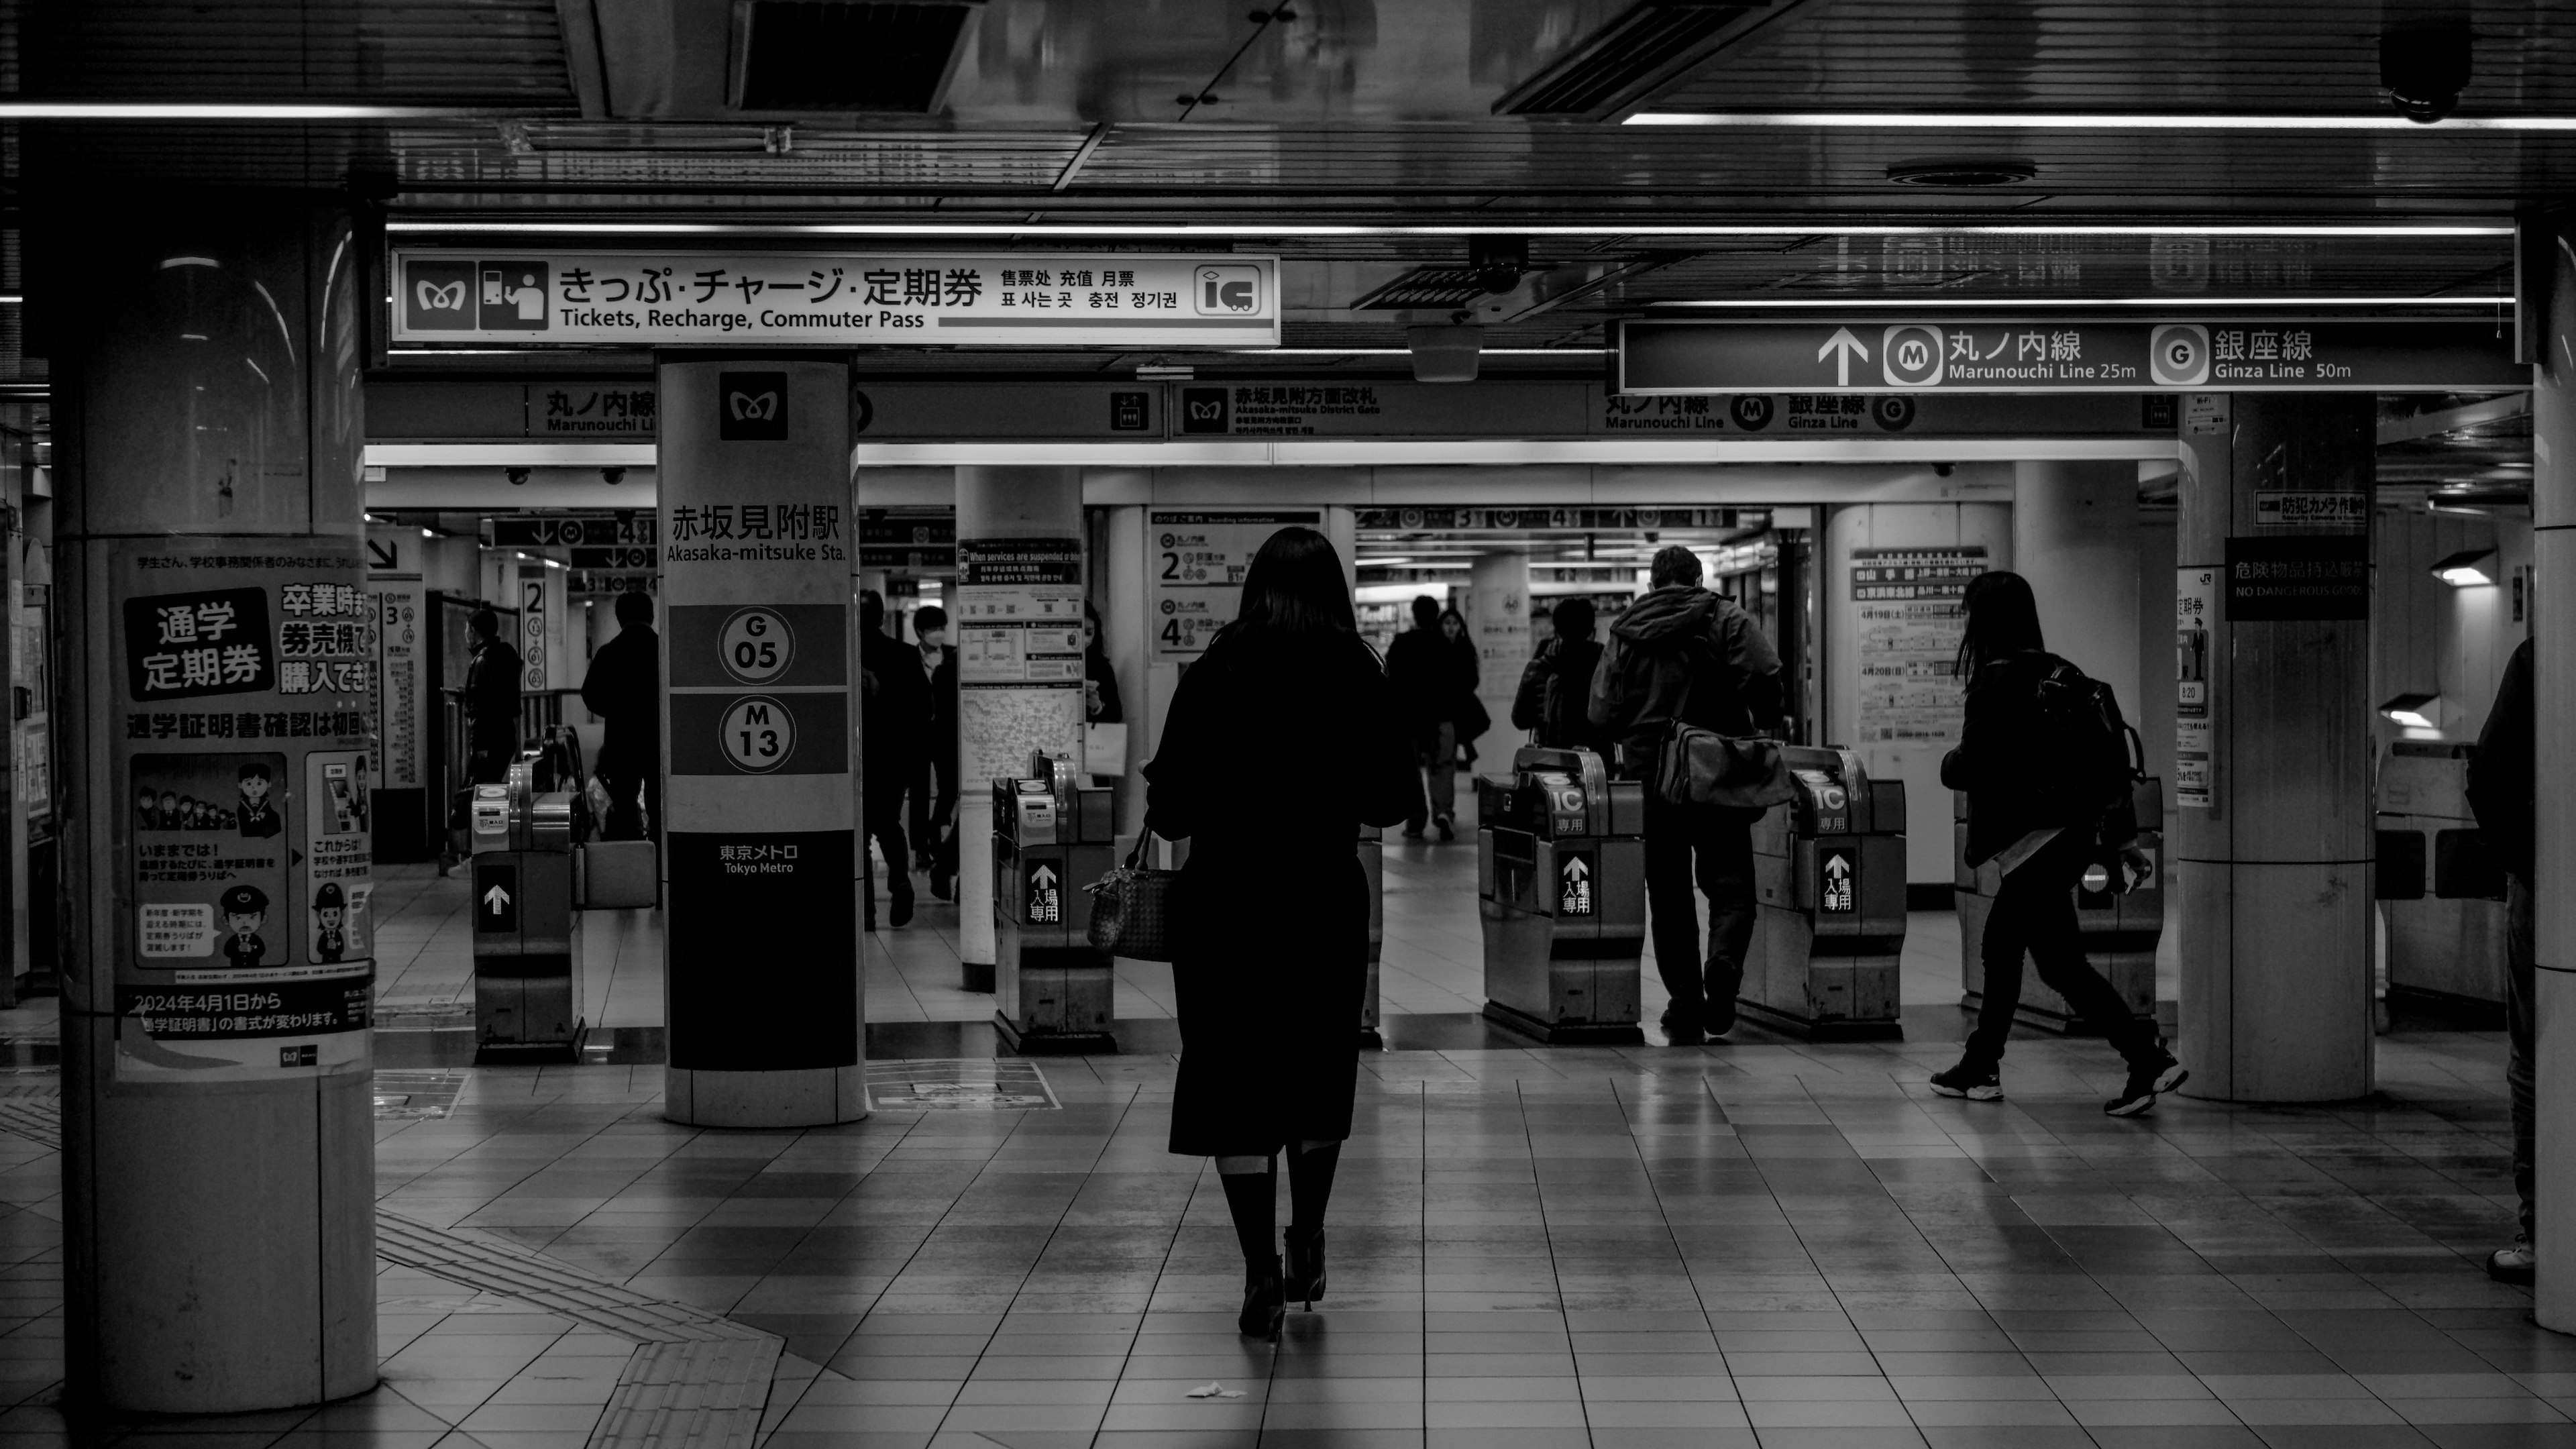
[1953,773,2165,1032]
[1477,747,1647,1043]
[470,756,582,1059]
[1359,824,1385,1049]
[1740,747,1907,1038]
[2376,741,2508,1009]
[992,751,1118,1053]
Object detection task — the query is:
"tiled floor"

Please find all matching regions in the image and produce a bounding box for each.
[0,830,2542,1449]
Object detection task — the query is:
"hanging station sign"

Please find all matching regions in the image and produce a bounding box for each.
[1617,319,2525,394]
[390,252,1281,347]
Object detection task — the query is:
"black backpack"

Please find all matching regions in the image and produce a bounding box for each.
[2030,655,2144,829]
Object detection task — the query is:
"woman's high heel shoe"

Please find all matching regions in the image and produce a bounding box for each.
[1239,1254,1285,1340]
[1283,1226,1326,1307]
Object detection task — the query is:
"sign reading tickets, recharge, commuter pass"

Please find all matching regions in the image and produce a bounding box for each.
[390,252,1281,348]
[113,539,376,1082]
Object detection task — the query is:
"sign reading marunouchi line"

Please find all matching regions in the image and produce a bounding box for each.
[390,252,1281,347]
[113,539,376,1083]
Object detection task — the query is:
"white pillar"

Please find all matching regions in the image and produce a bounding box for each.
[1468,552,1531,770]
[1101,504,1150,833]
[2013,460,2140,715]
[2530,220,2576,1328]
[954,466,1085,987]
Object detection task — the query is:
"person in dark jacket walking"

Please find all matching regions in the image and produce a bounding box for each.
[463,608,525,786]
[1931,571,2184,1115]
[859,592,928,929]
[2468,635,2536,1283]
[580,589,661,841]
[1145,527,1420,1340]
[1081,601,1124,725]
[908,604,961,900]
[1591,546,1783,1042]
[1385,595,1472,839]
[1513,596,1611,757]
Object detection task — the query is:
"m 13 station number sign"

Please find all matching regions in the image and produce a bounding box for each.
[392,252,1281,348]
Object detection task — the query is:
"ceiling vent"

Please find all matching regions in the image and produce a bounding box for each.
[1352,267,1499,311]
[1884,156,2039,187]
[731,0,983,113]
[1494,1,1780,118]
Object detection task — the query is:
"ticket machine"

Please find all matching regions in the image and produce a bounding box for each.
[1953,771,2165,1030]
[470,755,582,1059]
[992,751,1118,1053]
[1477,747,1648,1042]
[1740,747,1907,1038]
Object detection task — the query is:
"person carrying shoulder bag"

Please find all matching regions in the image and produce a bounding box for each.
[1930,570,2186,1116]
[1589,545,1784,1044]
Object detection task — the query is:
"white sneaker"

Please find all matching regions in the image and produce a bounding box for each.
[2488,1241,2536,1285]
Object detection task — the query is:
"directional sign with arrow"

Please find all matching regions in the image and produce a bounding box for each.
[475,861,519,934]
[1558,850,1595,917]
[1816,327,1869,387]
[1026,860,1062,925]
[1819,849,1855,914]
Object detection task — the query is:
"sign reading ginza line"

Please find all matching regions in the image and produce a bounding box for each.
[392,251,1281,347]
[1617,319,2525,394]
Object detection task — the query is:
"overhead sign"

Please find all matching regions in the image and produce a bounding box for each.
[1619,320,2525,394]
[391,251,1281,347]
[1148,511,1321,660]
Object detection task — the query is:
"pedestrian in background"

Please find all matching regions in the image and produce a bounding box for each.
[1929,570,2184,1115]
[1145,526,1419,1340]
[2469,634,2536,1283]
[463,607,524,786]
[1514,596,1610,758]
[910,603,961,902]
[859,591,928,930]
[1082,600,1124,724]
[1437,606,1487,768]
[1591,547,1781,1043]
[580,589,661,841]
[1387,595,1468,840]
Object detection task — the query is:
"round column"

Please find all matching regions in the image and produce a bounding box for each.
[954,467,1084,991]
[47,195,377,1409]
[2174,393,2375,1102]
[2529,221,2576,1329]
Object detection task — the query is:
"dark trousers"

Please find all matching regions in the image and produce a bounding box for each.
[1643,795,1757,1025]
[1965,829,2157,1069]
[865,787,912,907]
[2508,873,2536,1240]
[907,761,958,873]
[596,761,661,843]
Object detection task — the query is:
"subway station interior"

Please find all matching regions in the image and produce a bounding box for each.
[9,3,2576,1448]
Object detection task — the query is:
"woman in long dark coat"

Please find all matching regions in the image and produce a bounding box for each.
[1143,527,1421,1339]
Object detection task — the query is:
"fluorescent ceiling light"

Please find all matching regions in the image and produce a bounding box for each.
[1655,296,2510,309]
[1625,111,2576,133]
[385,219,2511,239]
[2432,547,2497,586]
[2379,691,2443,729]
[1226,348,1610,356]
[0,102,478,119]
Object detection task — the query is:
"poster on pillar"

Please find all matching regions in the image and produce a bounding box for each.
[2176,567,2216,808]
[369,577,425,791]
[958,539,1085,782]
[1146,511,1322,661]
[1849,547,1984,742]
[109,538,377,1083]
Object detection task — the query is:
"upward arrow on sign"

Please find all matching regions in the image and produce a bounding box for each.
[484,884,512,913]
[1032,865,1057,890]
[1818,327,1870,386]
[1564,856,1589,879]
[1825,855,1851,880]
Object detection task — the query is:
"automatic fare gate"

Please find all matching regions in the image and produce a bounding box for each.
[1739,747,1908,1038]
[993,751,1117,1053]
[1478,747,1647,1042]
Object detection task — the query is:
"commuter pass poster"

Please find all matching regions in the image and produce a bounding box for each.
[109,538,376,1083]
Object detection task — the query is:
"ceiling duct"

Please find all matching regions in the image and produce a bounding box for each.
[1493,0,1792,119]
[731,0,983,113]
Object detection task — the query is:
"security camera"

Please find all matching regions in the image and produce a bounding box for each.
[2381,25,2471,123]
[1470,236,1527,295]
[506,467,530,486]
[602,467,625,485]
[1933,462,1955,478]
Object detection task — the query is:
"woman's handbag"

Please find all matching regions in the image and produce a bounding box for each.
[1085,831,1181,961]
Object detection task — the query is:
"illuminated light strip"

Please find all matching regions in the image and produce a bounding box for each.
[1221,347,1612,356]
[1624,111,2576,131]
[382,219,2514,239]
[1653,295,2512,309]
[0,102,480,119]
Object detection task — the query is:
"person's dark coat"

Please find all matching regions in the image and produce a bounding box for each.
[1587,586,1784,763]
[580,623,661,777]
[2469,636,2535,882]
[1085,646,1124,724]
[1514,635,1611,756]
[1941,650,2104,866]
[924,645,959,784]
[860,629,928,789]
[1145,626,1421,1157]
[464,636,525,751]
[1385,625,1463,731]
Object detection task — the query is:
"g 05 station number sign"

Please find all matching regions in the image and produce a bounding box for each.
[718,607,796,771]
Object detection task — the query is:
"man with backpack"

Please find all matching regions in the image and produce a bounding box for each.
[1933,570,2185,1116]
[1589,546,1784,1043]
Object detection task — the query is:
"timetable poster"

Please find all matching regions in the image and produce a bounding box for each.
[1850,546,1986,744]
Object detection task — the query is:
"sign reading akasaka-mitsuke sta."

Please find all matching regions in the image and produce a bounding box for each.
[391,251,1280,347]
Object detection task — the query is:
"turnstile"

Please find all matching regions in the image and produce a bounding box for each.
[1953,772,2164,1032]
[993,751,1118,1053]
[1359,823,1385,1049]
[471,757,583,1059]
[2377,740,2508,1010]
[1740,747,1907,1038]
[1477,747,1647,1043]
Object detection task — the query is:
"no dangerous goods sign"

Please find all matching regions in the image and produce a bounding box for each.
[1617,320,2522,394]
